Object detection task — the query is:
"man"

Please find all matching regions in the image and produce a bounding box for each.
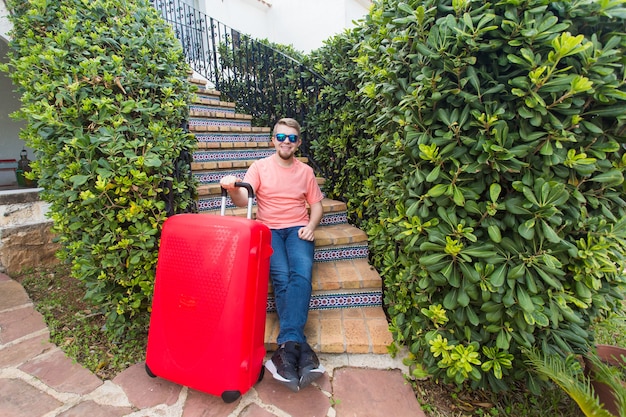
[220,117,325,392]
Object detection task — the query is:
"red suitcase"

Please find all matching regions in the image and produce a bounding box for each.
[145,183,272,403]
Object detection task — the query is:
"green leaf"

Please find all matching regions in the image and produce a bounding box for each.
[70,175,90,186]
[490,264,506,287]
[489,183,501,202]
[452,185,465,206]
[590,170,624,186]
[517,287,535,313]
[427,184,448,198]
[488,225,502,243]
[496,330,510,350]
[518,219,535,240]
[540,220,560,243]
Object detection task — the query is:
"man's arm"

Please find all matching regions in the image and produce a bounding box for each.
[298,200,324,241]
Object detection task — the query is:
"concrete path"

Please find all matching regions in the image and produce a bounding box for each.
[0,272,426,417]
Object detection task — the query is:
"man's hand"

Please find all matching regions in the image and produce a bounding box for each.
[220,175,241,190]
[298,225,316,241]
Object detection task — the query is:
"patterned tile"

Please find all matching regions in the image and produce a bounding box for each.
[194,170,246,184]
[319,211,348,226]
[189,104,236,114]
[193,149,274,162]
[194,133,270,143]
[314,244,369,262]
[189,118,250,128]
[267,290,383,312]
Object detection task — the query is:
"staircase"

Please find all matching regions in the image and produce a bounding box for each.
[187,78,393,355]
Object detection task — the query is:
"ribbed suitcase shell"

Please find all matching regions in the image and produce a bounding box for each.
[145,211,272,402]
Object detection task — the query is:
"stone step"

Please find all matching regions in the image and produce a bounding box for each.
[191,156,309,181]
[189,102,236,115]
[194,132,271,146]
[305,258,382,293]
[188,116,252,130]
[264,306,392,354]
[252,258,383,319]
[191,85,221,99]
[267,259,384,313]
[193,148,275,164]
[188,124,269,134]
[188,76,211,89]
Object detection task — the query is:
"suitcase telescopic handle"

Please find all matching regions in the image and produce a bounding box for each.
[220,182,255,219]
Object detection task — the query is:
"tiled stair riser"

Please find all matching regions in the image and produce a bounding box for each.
[194,133,270,143]
[194,90,221,101]
[189,117,251,128]
[266,291,383,312]
[189,104,236,114]
[194,169,247,184]
[193,149,275,163]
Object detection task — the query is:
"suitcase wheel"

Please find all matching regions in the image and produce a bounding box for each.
[145,363,157,378]
[221,390,241,403]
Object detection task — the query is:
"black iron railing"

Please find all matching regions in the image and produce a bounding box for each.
[150,0,329,171]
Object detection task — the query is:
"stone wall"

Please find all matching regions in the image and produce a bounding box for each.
[0,189,59,275]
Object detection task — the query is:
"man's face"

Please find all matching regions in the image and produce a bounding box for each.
[272,124,301,162]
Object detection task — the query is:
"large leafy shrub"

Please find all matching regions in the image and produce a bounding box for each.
[309,0,626,391]
[3,0,197,336]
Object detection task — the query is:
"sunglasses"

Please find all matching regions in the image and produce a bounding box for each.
[275,133,299,143]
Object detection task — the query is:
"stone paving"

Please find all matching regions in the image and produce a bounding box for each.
[0,272,426,416]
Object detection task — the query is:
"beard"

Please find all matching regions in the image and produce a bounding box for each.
[278,147,295,161]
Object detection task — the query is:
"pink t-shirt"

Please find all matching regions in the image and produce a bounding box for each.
[244,155,324,229]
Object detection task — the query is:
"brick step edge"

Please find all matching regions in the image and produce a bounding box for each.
[264,306,392,355]
[189,109,253,120]
[264,258,383,296]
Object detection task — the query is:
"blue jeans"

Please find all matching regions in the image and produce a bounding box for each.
[270,226,315,345]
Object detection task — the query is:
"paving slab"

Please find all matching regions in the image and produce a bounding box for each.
[19,348,103,395]
[0,278,31,310]
[0,305,47,343]
[238,403,279,417]
[332,367,426,417]
[56,400,134,417]
[182,389,239,417]
[0,332,53,368]
[113,362,183,409]
[0,378,62,417]
[256,375,331,417]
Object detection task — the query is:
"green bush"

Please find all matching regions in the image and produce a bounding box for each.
[309,0,626,391]
[3,0,197,337]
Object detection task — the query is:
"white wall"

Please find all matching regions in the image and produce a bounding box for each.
[200,0,370,52]
[0,2,30,184]
[0,0,10,43]
[0,40,28,174]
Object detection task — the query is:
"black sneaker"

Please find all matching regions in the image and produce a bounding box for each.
[298,342,325,389]
[265,341,300,392]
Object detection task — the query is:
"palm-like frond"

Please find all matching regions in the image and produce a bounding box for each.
[585,353,626,416]
[525,349,618,417]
